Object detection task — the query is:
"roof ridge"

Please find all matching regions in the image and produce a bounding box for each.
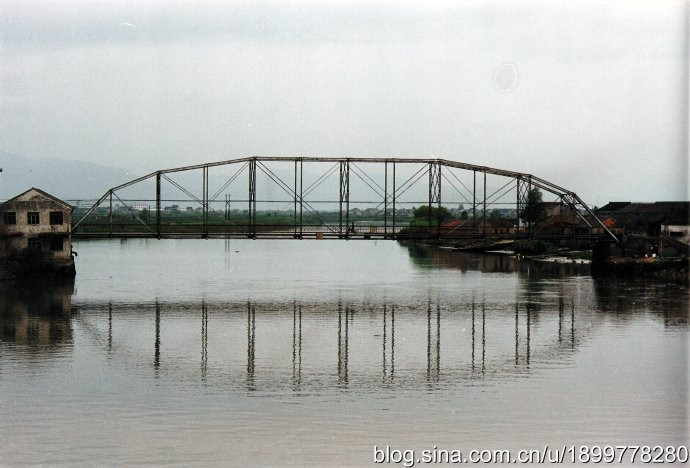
[0,187,73,209]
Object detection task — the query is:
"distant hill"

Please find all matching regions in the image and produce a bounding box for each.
[0,152,139,202]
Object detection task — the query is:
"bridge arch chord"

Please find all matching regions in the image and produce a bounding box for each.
[435,160,617,241]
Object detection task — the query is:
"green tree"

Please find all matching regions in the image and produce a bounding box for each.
[410,205,452,227]
[489,209,504,220]
[520,188,546,235]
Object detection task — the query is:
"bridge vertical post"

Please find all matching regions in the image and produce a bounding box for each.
[392,161,396,237]
[564,195,574,242]
[437,163,441,237]
[483,171,487,238]
[248,158,256,238]
[202,166,209,238]
[527,175,532,239]
[109,190,113,237]
[156,172,161,238]
[339,161,344,237]
[559,195,564,237]
[472,170,476,227]
[516,177,521,234]
[340,159,350,238]
[384,161,388,236]
[299,158,303,238]
[346,160,350,237]
[293,159,297,237]
[428,163,432,235]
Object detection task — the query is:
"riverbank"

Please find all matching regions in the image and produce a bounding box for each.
[592,255,689,283]
[402,239,689,283]
[405,239,592,264]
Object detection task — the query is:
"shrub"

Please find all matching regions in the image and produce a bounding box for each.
[513,239,549,255]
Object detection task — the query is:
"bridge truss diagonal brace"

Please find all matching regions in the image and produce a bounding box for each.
[516,175,531,231]
[516,174,618,243]
[339,160,350,238]
[111,190,154,233]
[565,193,618,242]
[428,161,441,232]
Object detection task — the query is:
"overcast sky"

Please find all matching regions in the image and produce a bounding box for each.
[1,0,688,205]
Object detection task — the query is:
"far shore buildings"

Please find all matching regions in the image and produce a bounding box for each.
[0,188,75,275]
[597,201,690,244]
[438,200,690,246]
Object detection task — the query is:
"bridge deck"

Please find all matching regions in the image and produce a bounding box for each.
[72,229,611,243]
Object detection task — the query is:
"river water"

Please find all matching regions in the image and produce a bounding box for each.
[1,239,688,465]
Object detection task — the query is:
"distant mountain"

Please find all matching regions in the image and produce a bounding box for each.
[0,152,139,202]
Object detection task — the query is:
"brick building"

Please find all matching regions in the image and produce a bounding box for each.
[0,188,75,274]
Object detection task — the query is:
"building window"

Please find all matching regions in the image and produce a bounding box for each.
[50,211,64,225]
[27,212,40,225]
[50,236,64,251]
[28,237,41,250]
[49,324,63,342]
[3,212,16,225]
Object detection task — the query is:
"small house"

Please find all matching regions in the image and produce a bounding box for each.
[441,218,517,236]
[596,201,690,239]
[0,188,75,276]
[542,201,577,219]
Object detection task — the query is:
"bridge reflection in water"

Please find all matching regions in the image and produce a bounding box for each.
[1,271,686,392]
[85,298,582,390]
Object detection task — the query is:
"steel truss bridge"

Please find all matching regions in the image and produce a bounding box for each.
[72,157,618,242]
